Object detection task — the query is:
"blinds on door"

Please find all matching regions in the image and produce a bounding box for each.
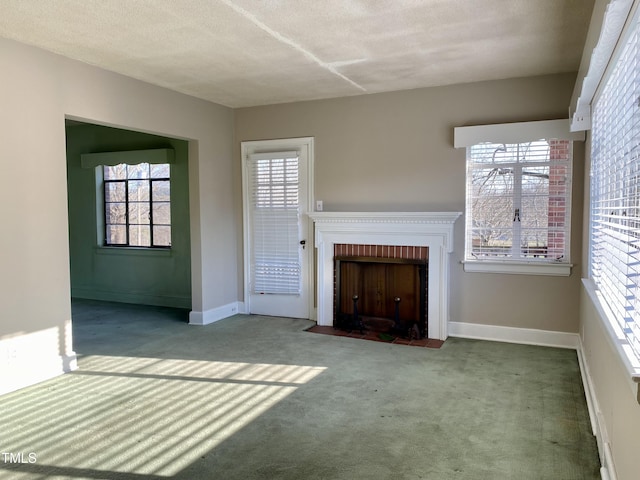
[249,151,301,295]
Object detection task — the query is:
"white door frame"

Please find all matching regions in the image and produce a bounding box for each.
[241,137,315,320]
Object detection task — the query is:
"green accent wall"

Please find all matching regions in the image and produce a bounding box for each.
[66,123,191,308]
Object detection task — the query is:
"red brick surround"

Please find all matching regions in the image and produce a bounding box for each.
[334,244,428,261]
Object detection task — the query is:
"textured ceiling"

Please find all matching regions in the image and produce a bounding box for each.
[0,0,594,108]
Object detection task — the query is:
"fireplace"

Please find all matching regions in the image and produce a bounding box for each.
[307,212,461,341]
[334,244,428,338]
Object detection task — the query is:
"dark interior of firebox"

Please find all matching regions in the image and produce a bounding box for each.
[335,256,427,338]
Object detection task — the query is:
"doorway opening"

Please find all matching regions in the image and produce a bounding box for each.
[65,120,192,334]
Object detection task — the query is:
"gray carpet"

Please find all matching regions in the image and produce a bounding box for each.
[0,299,600,479]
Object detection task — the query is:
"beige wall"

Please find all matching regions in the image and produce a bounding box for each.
[580,288,640,480]
[235,73,584,333]
[579,131,640,480]
[0,37,236,394]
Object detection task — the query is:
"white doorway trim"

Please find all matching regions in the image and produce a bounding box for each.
[241,137,315,320]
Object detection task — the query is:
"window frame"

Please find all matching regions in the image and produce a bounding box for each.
[102,162,172,249]
[465,139,572,263]
[461,136,575,276]
[588,8,640,373]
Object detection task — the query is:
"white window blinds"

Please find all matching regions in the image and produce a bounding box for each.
[249,152,301,295]
[591,17,640,360]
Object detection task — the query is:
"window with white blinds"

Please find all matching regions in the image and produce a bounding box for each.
[590,17,640,361]
[465,140,572,263]
[249,152,302,295]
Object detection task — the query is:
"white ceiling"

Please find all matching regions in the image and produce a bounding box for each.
[0,0,594,108]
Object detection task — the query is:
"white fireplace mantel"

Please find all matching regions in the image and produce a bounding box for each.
[308,211,462,340]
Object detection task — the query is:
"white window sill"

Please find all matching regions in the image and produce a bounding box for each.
[462,260,572,276]
[583,278,640,402]
[95,246,172,257]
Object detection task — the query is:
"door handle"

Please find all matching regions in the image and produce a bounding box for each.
[300,240,306,249]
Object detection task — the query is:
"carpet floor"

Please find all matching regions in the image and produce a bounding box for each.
[0,299,600,479]
[306,325,445,348]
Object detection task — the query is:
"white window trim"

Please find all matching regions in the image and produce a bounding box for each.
[570,0,636,132]
[462,260,572,276]
[455,120,580,276]
[454,119,585,147]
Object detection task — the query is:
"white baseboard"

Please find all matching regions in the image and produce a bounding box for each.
[448,321,580,349]
[577,341,616,480]
[600,441,616,480]
[189,301,242,326]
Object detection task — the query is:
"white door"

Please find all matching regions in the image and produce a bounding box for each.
[242,138,313,319]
